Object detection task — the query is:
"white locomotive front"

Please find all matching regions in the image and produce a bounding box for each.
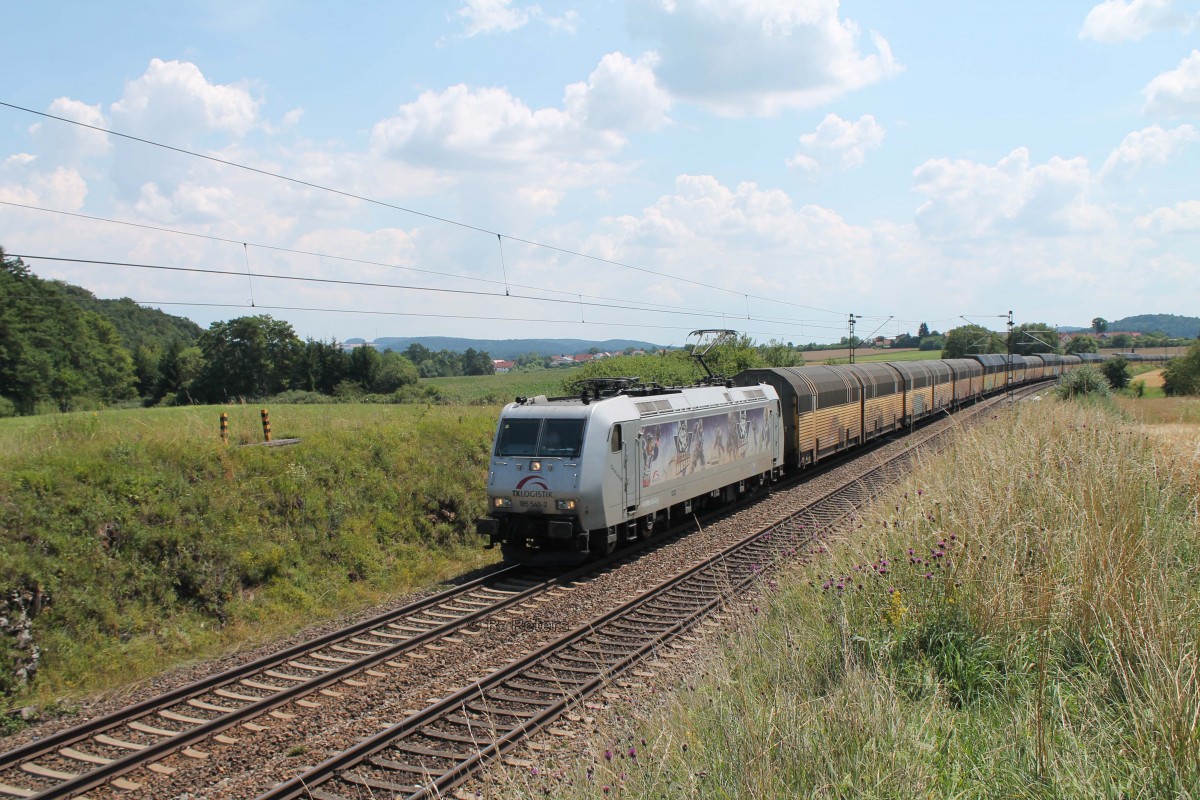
[476,381,784,563]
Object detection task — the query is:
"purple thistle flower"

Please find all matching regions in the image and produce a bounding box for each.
[629,746,637,758]
[605,749,613,761]
[917,489,923,496]
[925,572,933,579]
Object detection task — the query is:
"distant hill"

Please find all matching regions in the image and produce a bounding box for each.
[1062,315,1199,338]
[1108,314,1199,339]
[363,337,667,360]
[57,283,203,351]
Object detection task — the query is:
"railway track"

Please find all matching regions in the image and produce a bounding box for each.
[253,386,1041,800]
[0,385,1040,799]
[0,565,569,799]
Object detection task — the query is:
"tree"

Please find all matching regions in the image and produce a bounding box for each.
[918,335,945,351]
[346,345,382,388]
[373,352,420,392]
[192,315,302,401]
[759,339,805,367]
[941,324,1002,359]
[1009,322,1059,356]
[1101,355,1130,390]
[918,322,930,338]
[0,248,137,413]
[1064,335,1099,355]
[1162,342,1200,396]
[1110,333,1134,349]
[1091,317,1108,334]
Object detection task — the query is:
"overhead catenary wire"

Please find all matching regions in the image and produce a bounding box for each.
[0,100,849,317]
[7,253,854,334]
[0,200,832,326]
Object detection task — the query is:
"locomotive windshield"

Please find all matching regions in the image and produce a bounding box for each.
[495,418,586,458]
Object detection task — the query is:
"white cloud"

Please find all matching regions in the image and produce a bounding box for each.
[453,0,579,37]
[787,113,885,174]
[913,148,1109,240]
[30,98,109,162]
[1101,123,1198,178]
[369,50,667,188]
[0,157,88,211]
[1143,50,1200,116]
[1137,199,1200,232]
[632,0,901,117]
[111,58,262,139]
[564,52,672,132]
[371,84,611,169]
[1079,0,1194,42]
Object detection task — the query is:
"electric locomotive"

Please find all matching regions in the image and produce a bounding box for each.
[475,377,784,564]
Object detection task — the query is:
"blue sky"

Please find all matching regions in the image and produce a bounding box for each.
[2,0,1198,347]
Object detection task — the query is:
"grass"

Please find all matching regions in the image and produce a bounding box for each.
[508,398,1200,799]
[0,403,503,713]
[421,369,571,404]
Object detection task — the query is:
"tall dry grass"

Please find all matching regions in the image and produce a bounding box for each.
[509,399,1200,799]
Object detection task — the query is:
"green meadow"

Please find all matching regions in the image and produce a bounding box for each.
[0,403,503,713]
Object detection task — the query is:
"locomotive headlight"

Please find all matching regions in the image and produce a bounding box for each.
[530,460,542,471]
[555,499,577,511]
[493,497,512,509]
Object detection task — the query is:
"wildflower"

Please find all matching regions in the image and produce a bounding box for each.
[629,746,637,758]
[682,743,689,752]
[917,489,923,496]
[605,749,613,761]
[925,572,933,580]
[907,548,914,556]
[888,586,895,594]
[531,767,539,776]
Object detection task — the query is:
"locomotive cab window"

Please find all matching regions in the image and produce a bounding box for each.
[496,419,541,457]
[539,418,585,458]
[610,425,622,452]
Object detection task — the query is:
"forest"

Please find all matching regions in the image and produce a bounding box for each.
[0,249,494,415]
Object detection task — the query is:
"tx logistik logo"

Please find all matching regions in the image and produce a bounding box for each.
[513,475,552,497]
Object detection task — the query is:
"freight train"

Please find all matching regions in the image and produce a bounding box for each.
[475,349,1166,564]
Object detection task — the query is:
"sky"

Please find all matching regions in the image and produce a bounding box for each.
[1,0,1199,349]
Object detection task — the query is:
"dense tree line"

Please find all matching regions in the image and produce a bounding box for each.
[398,343,496,378]
[1,250,138,414]
[0,251,493,415]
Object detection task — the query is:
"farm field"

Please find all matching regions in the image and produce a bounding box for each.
[422,368,571,404]
[508,395,1200,798]
[0,403,502,713]
[816,347,935,364]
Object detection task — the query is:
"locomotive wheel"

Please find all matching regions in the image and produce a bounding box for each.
[591,528,617,557]
[638,514,655,539]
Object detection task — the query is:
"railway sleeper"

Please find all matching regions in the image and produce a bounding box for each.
[444,714,521,733]
[503,680,570,696]
[390,742,473,761]
[368,756,454,776]
[483,690,558,707]
[523,670,590,685]
[342,770,423,795]
[417,727,499,747]
[465,701,539,719]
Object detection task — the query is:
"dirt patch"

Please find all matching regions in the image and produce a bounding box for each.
[1136,369,1165,388]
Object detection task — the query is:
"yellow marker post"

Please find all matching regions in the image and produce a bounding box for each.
[220,412,229,444]
[260,409,272,442]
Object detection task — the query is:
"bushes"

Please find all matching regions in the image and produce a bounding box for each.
[1162,342,1200,396]
[1101,355,1131,389]
[1055,365,1112,399]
